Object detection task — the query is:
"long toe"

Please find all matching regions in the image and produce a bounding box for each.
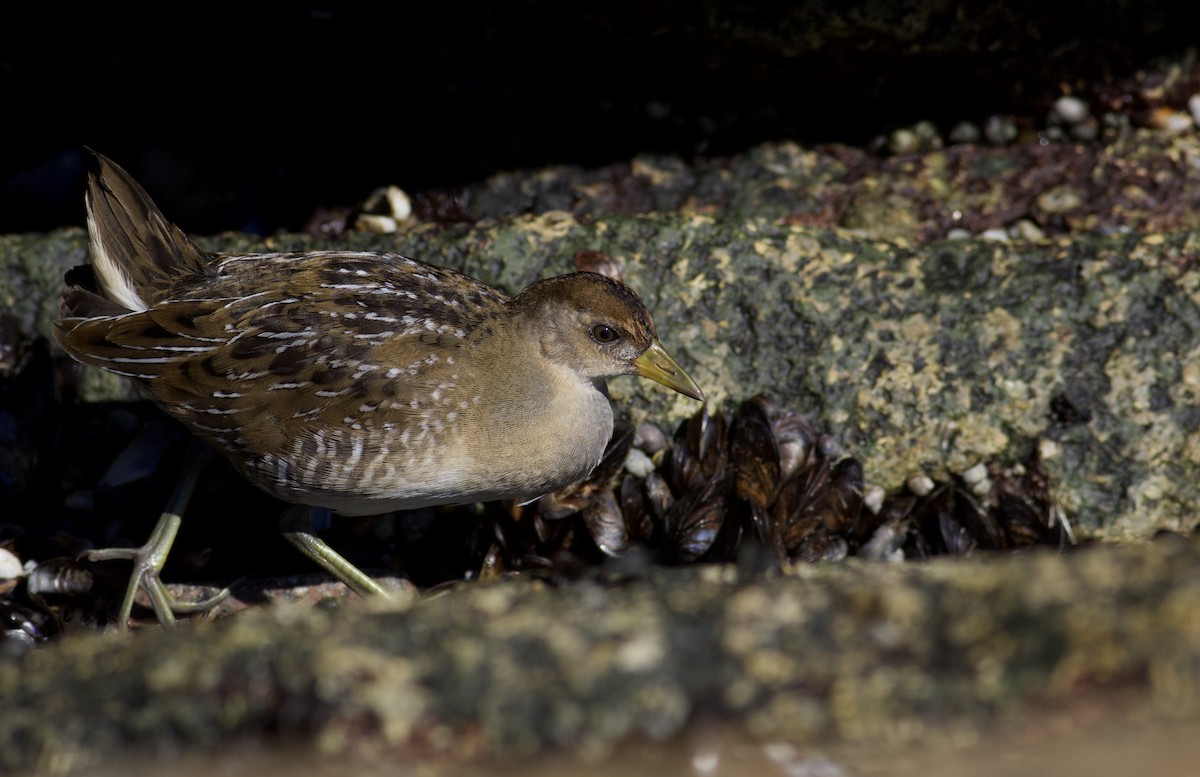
[84,446,217,630]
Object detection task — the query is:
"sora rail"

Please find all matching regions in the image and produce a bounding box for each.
[54,151,704,629]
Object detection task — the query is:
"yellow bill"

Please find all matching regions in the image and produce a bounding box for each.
[634,341,705,401]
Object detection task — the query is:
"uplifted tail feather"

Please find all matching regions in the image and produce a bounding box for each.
[84,149,212,312]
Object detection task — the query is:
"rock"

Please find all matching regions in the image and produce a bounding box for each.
[2,535,1199,774]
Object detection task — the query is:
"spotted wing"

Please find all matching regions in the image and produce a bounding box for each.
[55,251,509,459]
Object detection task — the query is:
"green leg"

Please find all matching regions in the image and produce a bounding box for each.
[85,445,229,631]
[278,505,394,599]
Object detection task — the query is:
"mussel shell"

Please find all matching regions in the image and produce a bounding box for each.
[643,471,675,525]
[827,456,866,541]
[732,396,781,511]
[776,462,832,552]
[663,473,729,562]
[682,404,728,480]
[582,490,628,557]
[25,557,95,597]
[772,413,817,482]
[619,473,654,543]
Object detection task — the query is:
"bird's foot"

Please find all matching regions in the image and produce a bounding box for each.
[84,446,227,631]
[86,538,230,629]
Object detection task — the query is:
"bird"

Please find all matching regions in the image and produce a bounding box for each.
[53,150,704,629]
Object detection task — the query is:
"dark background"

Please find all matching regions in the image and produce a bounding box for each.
[2,2,1198,236]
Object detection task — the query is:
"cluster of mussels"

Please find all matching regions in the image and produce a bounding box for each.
[479,393,1073,579]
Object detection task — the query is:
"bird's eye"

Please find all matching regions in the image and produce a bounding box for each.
[591,323,619,344]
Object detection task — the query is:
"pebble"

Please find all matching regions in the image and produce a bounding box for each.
[961,461,988,485]
[1148,107,1194,134]
[906,472,935,497]
[0,547,23,580]
[624,447,656,479]
[888,121,943,154]
[983,114,1018,145]
[1009,219,1046,241]
[888,128,919,155]
[1036,186,1084,214]
[1050,95,1089,125]
[978,228,1010,242]
[912,120,943,150]
[862,483,886,515]
[961,461,991,498]
[948,121,980,144]
[1189,94,1200,126]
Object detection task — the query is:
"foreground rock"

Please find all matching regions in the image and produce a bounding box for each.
[3,534,1199,774]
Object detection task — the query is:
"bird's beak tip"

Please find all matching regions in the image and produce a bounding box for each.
[634,341,704,402]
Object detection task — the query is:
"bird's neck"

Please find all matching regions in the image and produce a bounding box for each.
[461,340,615,497]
